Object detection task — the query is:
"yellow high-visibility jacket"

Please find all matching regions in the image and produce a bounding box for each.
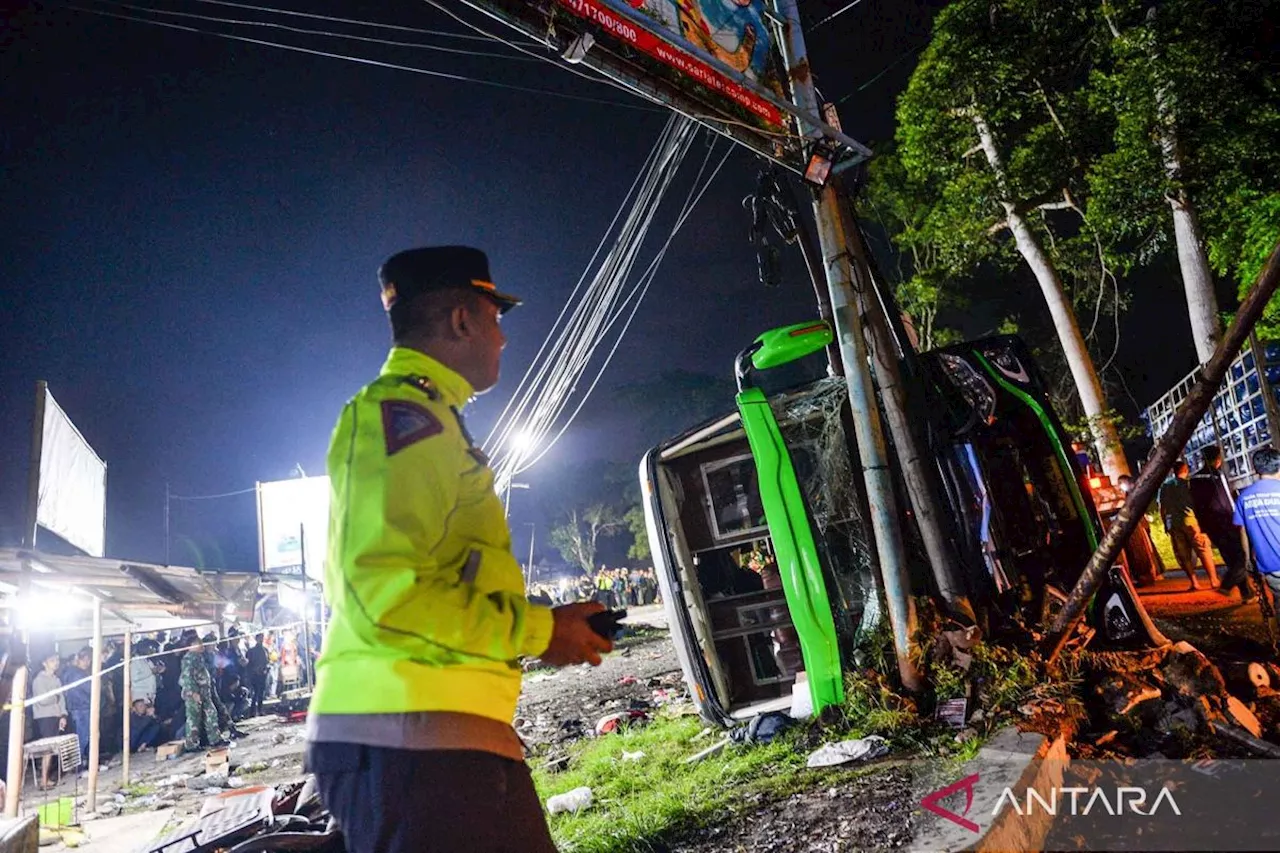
[309,347,554,724]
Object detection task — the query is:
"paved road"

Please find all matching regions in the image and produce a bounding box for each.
[1138,566,1277,656]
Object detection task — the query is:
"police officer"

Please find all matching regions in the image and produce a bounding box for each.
[306,246,612,853]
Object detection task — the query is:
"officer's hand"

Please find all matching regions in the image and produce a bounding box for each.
[541,602,613,668]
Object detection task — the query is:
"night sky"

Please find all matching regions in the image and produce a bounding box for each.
[0,0,1195,571]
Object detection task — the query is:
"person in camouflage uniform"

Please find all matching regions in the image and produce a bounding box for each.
[181,636,222,750]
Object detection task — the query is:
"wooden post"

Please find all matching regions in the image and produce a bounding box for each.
[1045,236,1280,662]
[87,598,102,813]
[122,631,132,787]
[4,666,28,817]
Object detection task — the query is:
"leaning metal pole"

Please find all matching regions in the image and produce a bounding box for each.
[773,0,922,691]
[1045,236,1280,662]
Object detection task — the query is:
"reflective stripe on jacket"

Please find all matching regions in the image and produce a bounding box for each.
[309,347,553,724]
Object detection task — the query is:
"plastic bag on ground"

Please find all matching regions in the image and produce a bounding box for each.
[546,786,593,815]
[806,735,890,768]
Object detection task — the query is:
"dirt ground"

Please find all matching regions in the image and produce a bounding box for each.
[663,764,919,853]
[30,609,929,853]
[27,608,687,851]
[518,623,687,754]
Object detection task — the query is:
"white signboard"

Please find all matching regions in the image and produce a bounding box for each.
[257,476,329,579]
[36,388,107,557]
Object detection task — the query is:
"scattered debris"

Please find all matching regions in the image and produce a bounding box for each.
[1095,672,1163,722]
[685,737,731,764]
[546,786,593,815]
[729,712,794,745]
[595,710,649,735]
[935,698,968,729]
[806,736,890,768]
[621,750,646,761]
[1160,641,1228,700]
[1225,696,1263,738]
[1225,662,1271,699]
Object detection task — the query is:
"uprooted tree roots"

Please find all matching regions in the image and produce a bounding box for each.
[817,600,1280,761]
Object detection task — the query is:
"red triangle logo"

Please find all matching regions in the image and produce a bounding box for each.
[920,772,981,833]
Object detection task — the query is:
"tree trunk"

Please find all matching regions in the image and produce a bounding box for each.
[1169,193,1220,364]
[1147,5,1222,365]
[972,112,1131,478]
[1159,119,1221,364]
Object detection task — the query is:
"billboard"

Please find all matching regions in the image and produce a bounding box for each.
[34,385,107,557]
[453,0,834,171]
[557,0,785,126]
[256,476,329,580]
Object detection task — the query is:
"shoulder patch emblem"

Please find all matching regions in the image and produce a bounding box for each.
[381,400,443,455]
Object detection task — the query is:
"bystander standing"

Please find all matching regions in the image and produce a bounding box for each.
[1159,459,1221,590]
[1234,447,1280,620]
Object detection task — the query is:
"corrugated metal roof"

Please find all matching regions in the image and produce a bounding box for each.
[0,549,260,640]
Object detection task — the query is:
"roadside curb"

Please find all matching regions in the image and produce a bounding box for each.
[911,727,1069,853]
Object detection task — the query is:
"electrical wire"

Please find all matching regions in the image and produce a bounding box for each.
[809,0,870,32]
[69,4,658,110]
[516,141,735,474]
[168,486,257,500]
[419,0,658,115]
[482,124,674,443]
[483,117,733,491]
[484,115,699,486]
[86,0,540,60]
[177,0,541,44]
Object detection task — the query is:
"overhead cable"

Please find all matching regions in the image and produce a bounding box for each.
[168,486,257,500]
[516,140,735,475]
[88,0,540,60]
[180,0,540,44]
[69,5,658,110]
[483,115,734,491]
[485,116,697,475]
[809,0,870,32]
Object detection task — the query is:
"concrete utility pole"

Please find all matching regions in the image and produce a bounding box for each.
[773,0,922,691]
[838,203,975,624]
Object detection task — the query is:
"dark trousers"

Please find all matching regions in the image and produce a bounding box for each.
[307,742,558,853]
[1208,525,1251,594]
[249,672,268,715]
[130,716,161,752]
[70,709,91,761]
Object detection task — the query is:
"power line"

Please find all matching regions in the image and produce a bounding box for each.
[174,0,539,44]
[834,42,924,105]
[810,0,871,32]
[168,486,257,500]
[69,5,660,110]
[86,0,540,60]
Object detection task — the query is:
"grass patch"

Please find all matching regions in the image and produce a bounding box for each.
[534,713,809,853]
[532,608,1067,852]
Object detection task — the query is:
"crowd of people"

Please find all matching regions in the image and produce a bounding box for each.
[527,566,662,608]
[25,624,318,787]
